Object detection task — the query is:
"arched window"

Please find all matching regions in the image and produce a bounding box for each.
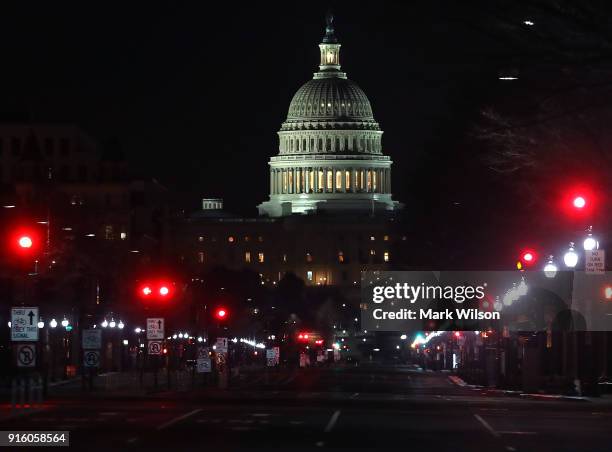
[345,170,351,191]
[326,138,331,151]
[318,138,323,151]
[296,140,300,152]
[318,169,324,193]
[326,169,333,192]
[303,139,307,151]
[336,170,342,191]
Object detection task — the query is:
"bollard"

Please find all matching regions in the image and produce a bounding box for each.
[18,377,25,409]
[10,379,17,414]
[35,375,43,405]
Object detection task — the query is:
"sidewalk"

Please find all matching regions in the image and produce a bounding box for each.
[448,374,609,403]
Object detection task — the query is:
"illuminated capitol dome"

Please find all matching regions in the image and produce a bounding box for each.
[258,14,402,217]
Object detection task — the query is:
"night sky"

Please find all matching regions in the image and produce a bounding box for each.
[0,1,556,266]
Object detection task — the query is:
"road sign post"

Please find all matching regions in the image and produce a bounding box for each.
[11,307,39,342]
[16,344,36,368]
[146,318,165,340]
[586,250,605,275]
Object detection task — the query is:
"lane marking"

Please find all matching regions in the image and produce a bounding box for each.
[474,414,500,438]
[350,392,359,399]
[157,408,203,431]
[324,410,341,433]
[498,431,537,435]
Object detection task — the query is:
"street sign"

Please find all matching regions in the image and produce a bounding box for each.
[11,307,39,341]
[197,346,209,360]
[83,350,100,368]
[82,329,102,349]
[148,340,162,355]
[196,358,212,373]
[266,349,275,367]
[16,344,36,367]
[586,250,605,275]
[146,318,164,340]
[215,337,228,353]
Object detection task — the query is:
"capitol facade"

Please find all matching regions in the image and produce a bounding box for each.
[258,15,402,217]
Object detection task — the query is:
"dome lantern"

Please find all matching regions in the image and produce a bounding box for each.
[317,12,343,77]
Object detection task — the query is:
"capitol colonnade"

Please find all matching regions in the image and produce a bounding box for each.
[269,166,391,194]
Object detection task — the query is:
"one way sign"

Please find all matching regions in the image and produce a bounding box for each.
[147,318,164,340]
[11,307,39,341]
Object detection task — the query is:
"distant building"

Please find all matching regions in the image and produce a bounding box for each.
[175,16,407,287]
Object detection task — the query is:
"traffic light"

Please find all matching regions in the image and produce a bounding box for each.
[214,307,228,320]
[138,281,175,301]
[604,286,612,301]
[559,185,596,217]
[18,235,33,248]
[518,249,537,269]
[297,332,309,341]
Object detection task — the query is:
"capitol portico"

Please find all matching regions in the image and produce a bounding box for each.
[258,14,402,217]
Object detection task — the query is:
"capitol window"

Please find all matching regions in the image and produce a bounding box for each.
[228,236,235,243]
[336,170,342,190]
[318,170,324,192]
[245,252,251,263]
[338,251,344,263]
[197,252,205,264]
[306,252,313,263]
[307,271,313,281]
[258,252,265,263]
[384,251,390,262]
[345,170,351,191]
[326,170,333,192]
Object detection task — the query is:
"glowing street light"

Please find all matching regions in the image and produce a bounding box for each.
[543,255,558,279]
[109,319,116,328]
[101,319,108,328]
[564,242,579,268]
[61,318,69,328]
[50,318,58,328]
[583,226,599,251]
[117,320,125,329]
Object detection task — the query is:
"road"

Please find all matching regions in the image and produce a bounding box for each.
[1,365,611,451]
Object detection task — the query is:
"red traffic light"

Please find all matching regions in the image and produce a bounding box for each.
[298,332,309,341]
[518,249,538,268]
[215,307,228,320]
[573,196,586,209]
[18,236,33,248]
[604,286,612,300]
[138,281,174,301]
[454,332,461,338]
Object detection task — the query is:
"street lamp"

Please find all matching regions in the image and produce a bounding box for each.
[50,318,58,328]
[61,318,69,328]
[118,320,125,329]
[583,226,599,251]
[135,327,142,333]
[109,319,116,328]
[564,242,579,268]
[37,319,44,329]
[543,255,558,278]
[101,319,108,328]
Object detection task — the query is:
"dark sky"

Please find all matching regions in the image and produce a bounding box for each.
[0,1,538,265]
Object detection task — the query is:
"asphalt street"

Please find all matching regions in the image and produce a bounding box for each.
[1,366,611,451]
